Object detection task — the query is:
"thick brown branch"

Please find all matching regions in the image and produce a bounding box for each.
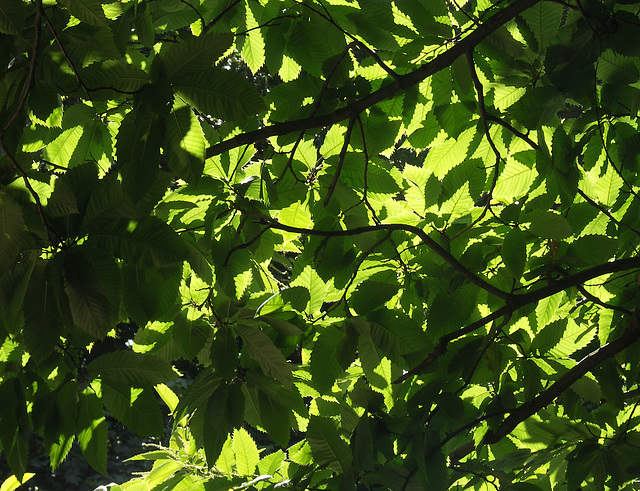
[205,0,542,159]
[483,315,640,445]
[396,256,640,382]
[514,257,640,308]
[393,305,512,383]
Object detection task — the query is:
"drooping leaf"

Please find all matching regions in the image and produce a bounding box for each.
[0,0,26,35]
[232,427,259,476]
[163,102,205,183]
[58,0,108,26]
[172,67,265,121]
[87,350,178,387]
[0,192,24,270]
[116,107,163,200]
[76,387,108,475]
[173,370,221,424]
[306,416,352,473]
[100,381,164,437]
[257,390,291,448]
[62,248,112,339]
[23,260,63,361]
[161,32,233,80]
[236,324,292,388]
[502,227,527,279]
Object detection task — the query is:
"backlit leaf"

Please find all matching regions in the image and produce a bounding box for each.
[236,324,292,388]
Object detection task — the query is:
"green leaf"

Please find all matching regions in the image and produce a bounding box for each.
[309,325,345,393]
[203,384,232,466]
[502,228,526,279]
[172,315,210,360]
[116,108,163,200]
[232,427,259,476]
[82,60,150,93]
[257,390,291,448]
[236,324,292,388]
[161,32,233,80]
[287,16,347,78]
[58,0,108,26]
[598,49,639,85]
[241,3,265,74]
[427,284,478,337]
[2,258,34,336]
[289,264,327,315]
[62,248,112,339]
[566,235,618,266]
[528,211,572,240]
[100,381,164,437]
[210,326,238,380]
[425,127,474,179]
[43,126,84,169]
[521,2,564,52]
[434,103,474,138]
[173,370,221,423]
[173,67,265,121]
[0,192,24,270]
[163,102,205,183]
[367,310,427,363]
[306,416,352,473]
[0,0,26,36]
[350,280,399,315]
[22,261,63,361]
[91,217,187,267]
[46,382,78,471]
[0,380,28,481]
[87,350,178,386]
[0,473,35,491]
[77,387,108,475]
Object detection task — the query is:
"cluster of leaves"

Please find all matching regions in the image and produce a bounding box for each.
[3,0,640,489]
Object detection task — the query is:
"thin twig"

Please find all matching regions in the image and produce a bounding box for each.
[1,144,56,245]
[324,117,355,206]
[205,0,543,159]
[203,0,243,33]
[395,256,640,382]
[277,43,355,183]
[483,315,640,447]
[1,0,42,134]
[256,217,511,300]
[178,0,206,31]
[449,51,503,240]
[356,115,381,224]
[41,5,90,99]
[307,0,400,80]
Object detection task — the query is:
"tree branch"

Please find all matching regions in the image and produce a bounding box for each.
[323,116,355,206]
[205,0,542,159]
[257,218,510,300]
[1,0,41,135]
[483,311,640,445]
[395,256,640,382]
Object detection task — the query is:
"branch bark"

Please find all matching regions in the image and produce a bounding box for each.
[205,0,542,159]
[395,256,640,382]
[258,218,510,300]
[483,320,640,446]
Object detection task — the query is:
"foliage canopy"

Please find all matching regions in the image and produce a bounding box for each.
[2,0,640,489]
